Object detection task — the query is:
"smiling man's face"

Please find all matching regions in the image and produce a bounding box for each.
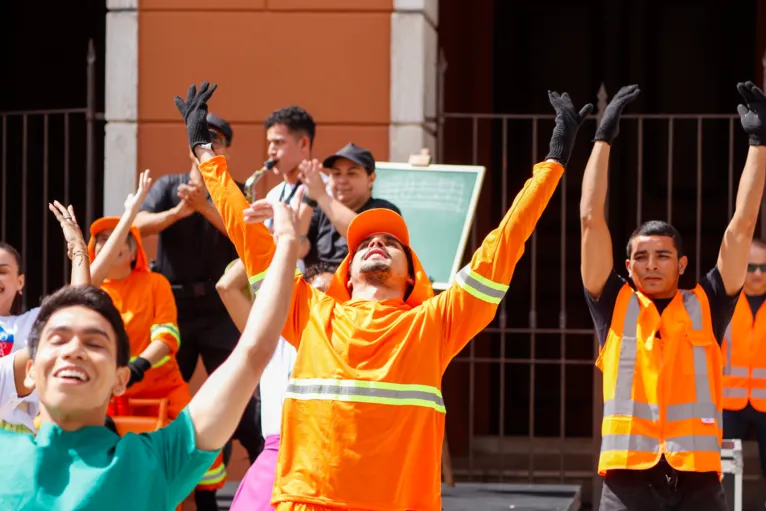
[27,305,129,423]
[350,233,410,287]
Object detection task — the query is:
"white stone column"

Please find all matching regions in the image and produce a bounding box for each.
[389,0,438,162]
[104,0,138,217]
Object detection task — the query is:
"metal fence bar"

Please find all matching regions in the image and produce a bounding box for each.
[696,118,703,283]
[467,116,479,480]
[63,113,71,281]
[558,162,567,483]
[1,116,6,241]
[43,114,49,296]
[636,118,643,225]
[667,119,674,223]
[85,39,97,229]
[21,115,28,311]
[498,118,509,481]
[528,118,539,483]
[728,118,734,220]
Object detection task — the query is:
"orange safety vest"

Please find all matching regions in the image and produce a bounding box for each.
[721,293,766,412]
[596,284,723,476]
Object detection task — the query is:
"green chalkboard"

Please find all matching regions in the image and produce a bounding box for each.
[372,162,486,290]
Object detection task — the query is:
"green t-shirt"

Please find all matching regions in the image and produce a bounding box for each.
[0,407,218,510]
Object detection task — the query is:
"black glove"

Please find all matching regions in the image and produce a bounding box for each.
[736,81,766,146]
[127,356,151,388]
[594,84,640,144]
[174,82,218,151]
[545,92,594,167]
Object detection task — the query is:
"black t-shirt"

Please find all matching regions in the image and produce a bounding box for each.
[584,268,740,347]
[304,197,401,267]
[746,293,766,316]
[140,173,240,288]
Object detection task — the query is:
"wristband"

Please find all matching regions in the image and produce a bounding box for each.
[302,194,318,208]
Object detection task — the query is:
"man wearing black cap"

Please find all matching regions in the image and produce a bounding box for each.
[134,113,263,511]
[298,142,400,267]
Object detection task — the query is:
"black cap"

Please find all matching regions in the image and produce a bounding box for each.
[322,143,375,174]
[206,113,233,146]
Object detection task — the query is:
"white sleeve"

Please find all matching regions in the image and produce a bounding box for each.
[0,352,21,420]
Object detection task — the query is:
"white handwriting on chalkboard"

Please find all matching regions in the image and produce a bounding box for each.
[375,175,466,213]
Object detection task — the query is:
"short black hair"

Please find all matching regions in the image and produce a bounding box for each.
[0,242,23,315]
[264,106,316,148]
[303,262,338,283]
[626,220,684,258]
[27,286,131,367]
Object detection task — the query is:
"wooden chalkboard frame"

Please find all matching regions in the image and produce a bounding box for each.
[373,161,486,290]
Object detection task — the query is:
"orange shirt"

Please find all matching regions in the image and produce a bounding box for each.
[88,221,183,393]
[200,155,564,511]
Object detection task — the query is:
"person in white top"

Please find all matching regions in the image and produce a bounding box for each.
[217,260,336,511]
[0,201,92,433]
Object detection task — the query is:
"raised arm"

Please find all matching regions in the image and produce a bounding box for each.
[718,81,766,295]
[580,85,640,297]
[188,200,300,451]
[90,170,153,288]
[49,201,91,286]
[173,82,277,292]
[430,91,593,362]
[299,158,358,244]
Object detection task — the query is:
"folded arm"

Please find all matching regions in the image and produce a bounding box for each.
[216,259,253,333]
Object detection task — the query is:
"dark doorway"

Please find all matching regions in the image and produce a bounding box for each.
[1,0,106,308]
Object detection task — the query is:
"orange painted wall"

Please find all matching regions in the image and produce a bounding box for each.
[137,0,392,258]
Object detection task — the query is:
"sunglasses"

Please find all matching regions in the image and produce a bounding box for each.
[747,263,766,273]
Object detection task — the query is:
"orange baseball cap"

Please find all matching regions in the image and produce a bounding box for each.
[346,208,410,254]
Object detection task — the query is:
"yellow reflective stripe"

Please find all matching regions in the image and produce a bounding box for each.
[199,463,227,485]
[150,323,180,347]
[250,268,302,294]
[286,378,446,414]
[0,420,34,435]
[130,354,171,369]
[455,265,508,305]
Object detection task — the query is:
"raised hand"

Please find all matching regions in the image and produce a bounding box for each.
[546,92,594,167]
[177,182,209,212]
[595,84,640,144]
[48,201,87,260]
[736,81,766,146]
[271,193,302,245]
[124,169,153,215]
[174,81,218,151]
[243,199,275,225]
[298,159,327,201]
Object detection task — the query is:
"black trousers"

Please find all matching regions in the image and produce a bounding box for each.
[600,460,728,511]
[175,308,264,465]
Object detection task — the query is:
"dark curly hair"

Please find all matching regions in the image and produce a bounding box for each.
[27,286,131,367]
[264,106,316,148]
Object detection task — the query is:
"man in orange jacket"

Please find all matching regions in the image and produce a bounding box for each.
[173,81,592,511]
[722,238,766,496]
[581,82,766,510]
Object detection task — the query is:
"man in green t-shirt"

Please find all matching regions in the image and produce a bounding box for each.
[0,154,302,509]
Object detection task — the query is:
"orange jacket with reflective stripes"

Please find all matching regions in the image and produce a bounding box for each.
[199,155,563,511]
[596,283,723,476]
[722,293,766,412]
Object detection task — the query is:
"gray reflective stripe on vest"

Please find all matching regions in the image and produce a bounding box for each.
[722,321,749,377]
[602,290,719,457]
[752,389,766,399]
[285,378,446,413]
[724,387,748,398]
[753,369,766,379]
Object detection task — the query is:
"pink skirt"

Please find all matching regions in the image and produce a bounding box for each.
[230,434,281,511]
